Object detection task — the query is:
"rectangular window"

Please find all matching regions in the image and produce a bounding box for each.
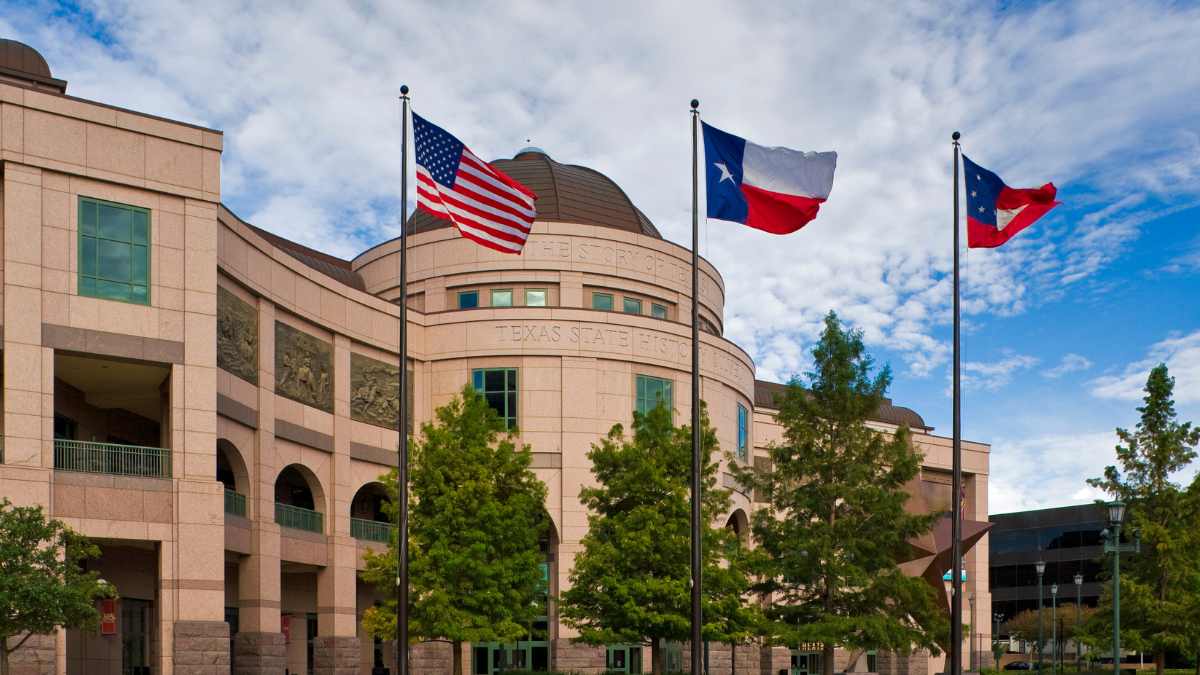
[737,403,749,461]
[623,297,643,314]
[472,368,518,430]
[525,289,547,307]
[78,197,150,305]
[651,303,669,319]
[592,292,614,311]
[458,290,479,309]
[491,289,513,307]
[635,375,673,418]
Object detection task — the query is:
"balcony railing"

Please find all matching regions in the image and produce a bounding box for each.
[224,489,247,517]
[275,502,323,534]
[54,439,171,478]
[351,517,394,543]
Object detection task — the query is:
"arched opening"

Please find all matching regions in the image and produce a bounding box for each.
[217,439,250,517]
[274,464,324,533]
[726,509,750,548]
[349,482,392,543]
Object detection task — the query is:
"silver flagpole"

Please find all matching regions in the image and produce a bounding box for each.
[690,98,703,675]
[397,84,411,675]
[950,130,963,675]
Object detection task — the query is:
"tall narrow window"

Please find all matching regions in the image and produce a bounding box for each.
[525,289,547,307]
[472,368,518,430]
[592,292,614,311]
[458,290,479,309]
[78,197,150,304]
[737,403,749,461]
[623,297,643,314]
[635,375,673,418]
[491,289,513,307]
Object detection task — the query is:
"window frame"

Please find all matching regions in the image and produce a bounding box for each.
[736,403,749,461]
[471,368,519,430]
[622,297,643,314]
[651,303,669,319]
[457,290,480,309]
[77,196,151,305]
[524,288,548,307]
[592,292,614,311]
[490,288,514,308]
[635,374,674,419]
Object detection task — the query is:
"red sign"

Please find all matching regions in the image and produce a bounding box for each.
[281,614,291,644]
[100,598,117,636]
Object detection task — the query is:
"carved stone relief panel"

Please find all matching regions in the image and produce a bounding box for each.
[350,353,400,429]
[217,286,258,384]
[274,321,333,412]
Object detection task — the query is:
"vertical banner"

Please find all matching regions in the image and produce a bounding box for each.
[281,614,291,644]
[100,598,117,636]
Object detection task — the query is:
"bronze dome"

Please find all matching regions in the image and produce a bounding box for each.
[0,39,66,93]
[409,148,661,239]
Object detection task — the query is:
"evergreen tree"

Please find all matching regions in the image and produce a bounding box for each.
[1087,364,1200,675]
[363,386,549,675]
[732,311,946,675]
[560,403,752,674]
[0,499,113,675]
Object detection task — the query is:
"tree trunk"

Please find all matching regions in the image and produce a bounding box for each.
[1,642,9,675]
[453,640,463,675]
[823,643,835,675]
[1155,651,1164,675]
[730,642,737,675]
[651,640,663,675]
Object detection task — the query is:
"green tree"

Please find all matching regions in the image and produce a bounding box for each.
[1087,364,1200,675]
[560,403,750,674]
[732,311,946,675]
[0,499,112,675]
[705,523,763,675]
[363,386,549,675]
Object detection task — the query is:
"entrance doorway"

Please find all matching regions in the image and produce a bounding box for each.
[791,651,823,675]
[121,598,151,675]
[606,645,644,674]
[473,640,551,675]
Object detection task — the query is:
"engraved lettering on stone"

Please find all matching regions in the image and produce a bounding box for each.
[274,322,333,412]
[351,353,400,429]
[217,286,258,384]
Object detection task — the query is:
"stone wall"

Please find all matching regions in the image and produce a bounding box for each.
[6,632,55,675]
[314,635,360,675]
[174,621,230,675]
[233,631,285,675]
[411,640,453,675]
[552,639,606,673]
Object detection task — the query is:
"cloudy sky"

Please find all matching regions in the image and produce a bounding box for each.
[5,0,1198,514]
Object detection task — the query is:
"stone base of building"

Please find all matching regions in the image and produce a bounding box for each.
[314,636,360,675]
[411,640,453,675]
[174,620,231,675]
[551,639,606,673]
[233,631,286,675]
[6,632,56,675]
[875,650,932,675]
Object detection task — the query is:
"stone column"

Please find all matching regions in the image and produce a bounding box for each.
[173,621,230,675]
[6,632,57,675]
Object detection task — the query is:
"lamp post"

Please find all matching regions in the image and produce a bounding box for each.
[1074,572,1083,672]
[1103,500,1139,675]
[994,612,1005,670]
[969,592,976,672]
[1051,584,1058,675]
[1037,561,1046,673]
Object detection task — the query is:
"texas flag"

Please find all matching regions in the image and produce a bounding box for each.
[963,155,1059,248]
[702,122,837,235]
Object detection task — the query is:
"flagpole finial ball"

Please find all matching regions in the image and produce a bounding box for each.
[400,84,409,96]
[690,99,699,110]
[952,131,961,141]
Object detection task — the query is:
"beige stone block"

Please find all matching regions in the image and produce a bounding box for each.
[22,109,85,166]
[4,286,41,343]
[184,248,216,291]
[143,490,173,522]
[295,277,321,316]
[41,225,70,271]
[201,148,220,196]
[41,188,69,229]
[41,289,69,324]
[184,289,216,315]
[85,122,146,177]
[4,179,42,264]
[67,293,99,329]
[185,313,217,367]
[144,136,203,189]
[183,365,217,412]
[158,246,184,289]
[1,102,23,153]
[6,261,41,288]
[155,208,184,249]
[158,308,184,341]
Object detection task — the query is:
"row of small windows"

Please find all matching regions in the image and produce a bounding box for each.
[591,291,669,319]
[458,288,548,309]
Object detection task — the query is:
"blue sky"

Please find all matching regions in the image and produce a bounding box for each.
[3,0,1197,513]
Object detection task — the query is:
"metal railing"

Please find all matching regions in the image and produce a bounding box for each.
[350,517,394,543]
[53,439,171,478]
[275,502,323,534]
[224,489,247,517]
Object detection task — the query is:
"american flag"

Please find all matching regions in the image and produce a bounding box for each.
[413,113,537,254]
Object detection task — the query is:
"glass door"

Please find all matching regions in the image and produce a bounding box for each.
[791,651,822,675]
[121,599,150,675]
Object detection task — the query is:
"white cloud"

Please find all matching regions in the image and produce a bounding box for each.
[3,1,1199,380]
[1043,353,1093,379]
[1090,330,1200,405]
[988,431,1118,514]
[960,352,1039,391]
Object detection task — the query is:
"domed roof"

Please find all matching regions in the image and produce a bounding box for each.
[0,40,66,93]
[409,148,661,239]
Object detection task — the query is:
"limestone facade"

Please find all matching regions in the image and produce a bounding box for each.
[0,41,989,675]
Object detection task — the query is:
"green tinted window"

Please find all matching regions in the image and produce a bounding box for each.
[525,289,547,307]
[491,289,513,307]
[472,368,518,430]
[458,291,479,309]
[623,297,643,314]
[78,197,150,305]
[592,293,614,311]
[737,403,749,461]
[651,303,669,319]
[635,375,673,419]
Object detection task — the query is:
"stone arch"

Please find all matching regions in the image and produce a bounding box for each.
[274,463,326,515]
[216,438,250,495]
[726,508,750,547]
[350,481,390,523]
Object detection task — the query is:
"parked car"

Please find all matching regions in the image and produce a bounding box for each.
[1003,662,1036,670]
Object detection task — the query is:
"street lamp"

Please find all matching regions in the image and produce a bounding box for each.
[1074,572,1084,672]
[1103,500,1140,675]
[1037,560,1046,673]
[969,592,976,672]
[1051,584,1058,675]
[994,613,1005,670]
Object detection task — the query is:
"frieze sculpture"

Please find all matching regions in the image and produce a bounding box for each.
[350,353,400,429]
[275,322,333,412]
[217,286,258,384]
